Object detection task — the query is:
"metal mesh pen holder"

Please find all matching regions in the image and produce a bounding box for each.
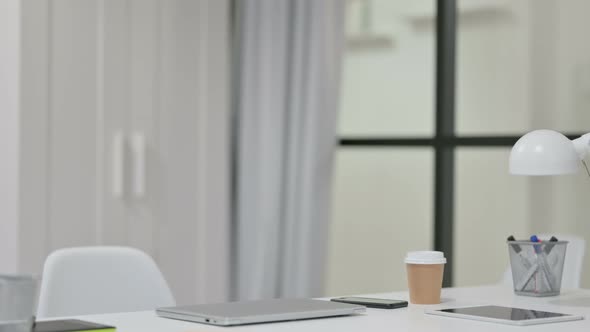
[507,241,568,297]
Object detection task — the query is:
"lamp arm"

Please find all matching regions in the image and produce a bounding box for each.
[573,133,590,160]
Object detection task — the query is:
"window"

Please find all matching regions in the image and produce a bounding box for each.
[328,0,590,295]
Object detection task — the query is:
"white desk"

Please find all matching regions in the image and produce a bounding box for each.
[62,285,590,332]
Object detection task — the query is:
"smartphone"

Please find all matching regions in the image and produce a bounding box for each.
[331,297,408,309]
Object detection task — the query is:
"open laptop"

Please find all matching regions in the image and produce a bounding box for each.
[156,298,366,326]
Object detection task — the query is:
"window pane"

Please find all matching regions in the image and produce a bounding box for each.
[338,1,435,137]
[455,148,590,288]
[454,148,529,286]
[326,148,433,296]
[456,0,590,135]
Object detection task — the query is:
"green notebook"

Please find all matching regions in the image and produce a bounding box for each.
[33,319,115,332]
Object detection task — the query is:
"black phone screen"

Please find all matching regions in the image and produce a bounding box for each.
[331,297,408,308]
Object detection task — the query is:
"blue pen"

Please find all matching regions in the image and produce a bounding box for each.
[530,235,541,253]
[530,235,554,291]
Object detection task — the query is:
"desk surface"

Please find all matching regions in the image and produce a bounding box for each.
[62,285,590,332]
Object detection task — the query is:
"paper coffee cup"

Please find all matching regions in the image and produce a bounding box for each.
[405,251,446,304]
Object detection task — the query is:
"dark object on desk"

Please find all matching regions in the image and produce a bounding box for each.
[33,319,116,332]
[544,236,559,254]
[507,235,522,253]
[331,297,408,309]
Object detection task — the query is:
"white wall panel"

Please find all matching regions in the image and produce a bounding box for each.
[0,0,21,274]
[49,0,100,249]
[100,0,131,246]
[156,0,203,304]
[19,0,50,274]
[13,0,230,304]
[127,0,159,257]
[200,0,231,304]
[155,0,229,305]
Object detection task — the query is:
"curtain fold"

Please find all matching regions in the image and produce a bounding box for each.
[234,0,345,300]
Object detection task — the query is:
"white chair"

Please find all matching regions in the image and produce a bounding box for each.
[502,234,586,289]
[37,246,176,318]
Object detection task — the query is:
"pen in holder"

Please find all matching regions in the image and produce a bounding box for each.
[507,240,568,297]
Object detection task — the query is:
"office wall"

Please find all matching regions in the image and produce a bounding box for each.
[0,0,20,274]
[3,0,230,305]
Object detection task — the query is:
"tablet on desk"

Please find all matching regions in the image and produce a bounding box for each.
[426,305,584,326]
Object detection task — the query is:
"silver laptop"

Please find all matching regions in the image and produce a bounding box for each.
[156,298,366,326]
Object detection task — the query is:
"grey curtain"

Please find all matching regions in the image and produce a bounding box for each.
[233,0,345,300]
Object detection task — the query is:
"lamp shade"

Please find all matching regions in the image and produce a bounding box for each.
[509,129,580,175]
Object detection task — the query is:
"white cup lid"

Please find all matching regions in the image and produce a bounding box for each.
[405,251,446,264]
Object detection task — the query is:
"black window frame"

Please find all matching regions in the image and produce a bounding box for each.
[338,0,585,286]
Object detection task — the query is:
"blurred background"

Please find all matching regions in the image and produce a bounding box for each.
[1,0,589,306]
[330,0,590,296]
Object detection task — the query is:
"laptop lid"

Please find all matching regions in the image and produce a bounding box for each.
[156,298,366,326]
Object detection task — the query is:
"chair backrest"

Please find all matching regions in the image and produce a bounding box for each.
[37,246,176,318]
[501,234,586,289]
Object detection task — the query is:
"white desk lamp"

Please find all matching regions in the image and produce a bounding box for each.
[509,129,590,175]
